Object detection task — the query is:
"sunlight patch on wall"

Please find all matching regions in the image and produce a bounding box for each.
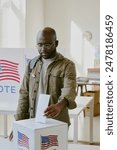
[83,38,95,76]
[70,20,83,76]
[70,20,95,76]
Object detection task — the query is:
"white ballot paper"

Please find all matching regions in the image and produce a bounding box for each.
[35,94,50,123]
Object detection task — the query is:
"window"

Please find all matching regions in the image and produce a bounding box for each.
[0,0,26,47]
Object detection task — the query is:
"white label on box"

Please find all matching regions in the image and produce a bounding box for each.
[35,94,50,123]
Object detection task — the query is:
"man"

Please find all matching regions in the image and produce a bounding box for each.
[9,27,77,140]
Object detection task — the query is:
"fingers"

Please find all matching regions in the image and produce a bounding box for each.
[44,106,56,117]
[44,105,53,113]
[44,105,59,118]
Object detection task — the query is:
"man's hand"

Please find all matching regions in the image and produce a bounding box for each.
[9,131,13,141]
[44,99,68,118]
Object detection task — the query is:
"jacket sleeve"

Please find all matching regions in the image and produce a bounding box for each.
[59,61,77,109]
[14,65,30,121]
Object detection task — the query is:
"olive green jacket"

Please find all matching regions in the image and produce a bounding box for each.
[15,53,77,125]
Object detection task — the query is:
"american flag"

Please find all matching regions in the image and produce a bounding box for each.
[0,59,20,83]
[41,135,58,150]
[18,131,29,149]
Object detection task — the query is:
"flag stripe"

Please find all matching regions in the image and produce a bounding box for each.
[0,71,19,76]
[0,59,20,83]
[0,78,20,83]
[0,59,18,65]
[0,63,18,68]
[1,65,18,70]
[0,75,20,80]
[0,69,18,74]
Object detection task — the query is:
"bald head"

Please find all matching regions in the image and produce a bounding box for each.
[36,27,57,44]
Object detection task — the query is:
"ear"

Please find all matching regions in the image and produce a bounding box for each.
[55,40,59,47]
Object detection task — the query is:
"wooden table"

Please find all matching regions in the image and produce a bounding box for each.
[76,80,100,95]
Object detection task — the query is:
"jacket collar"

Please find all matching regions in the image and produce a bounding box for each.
[53,52,64,62]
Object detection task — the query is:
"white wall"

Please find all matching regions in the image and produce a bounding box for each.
[25,0,44,48]
[25,0,100,76]
[0,0,100,75]
[44,0,100,76]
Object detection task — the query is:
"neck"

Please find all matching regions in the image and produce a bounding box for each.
[50,51,57,58]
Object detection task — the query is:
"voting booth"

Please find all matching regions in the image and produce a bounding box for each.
[13,118,68,150]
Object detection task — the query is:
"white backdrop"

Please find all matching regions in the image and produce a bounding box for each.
[0,48,25,106]
[0,48,38,107]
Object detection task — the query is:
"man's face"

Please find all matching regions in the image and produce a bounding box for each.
[36,31,58,59]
